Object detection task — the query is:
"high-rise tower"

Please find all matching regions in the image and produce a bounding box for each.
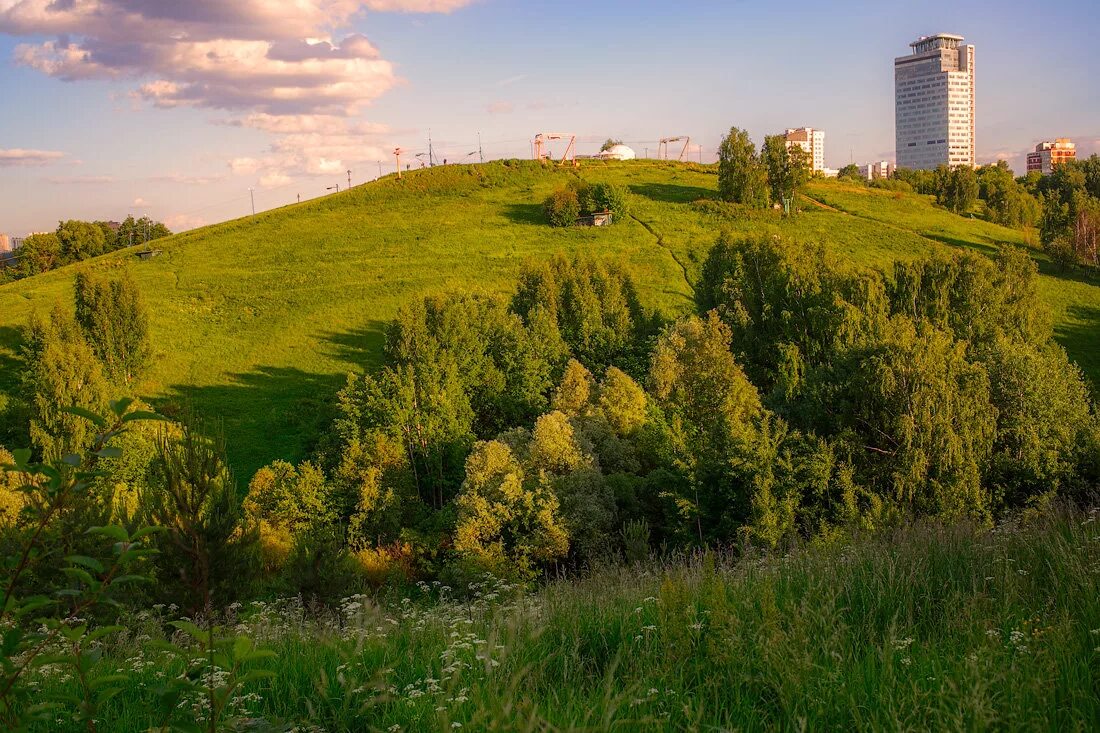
[895,34,975,170]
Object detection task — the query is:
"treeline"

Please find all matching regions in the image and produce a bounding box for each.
[1,215,170,282]
[889,157,1100,267]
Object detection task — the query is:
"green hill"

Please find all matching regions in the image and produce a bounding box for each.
[2,160,1098,479]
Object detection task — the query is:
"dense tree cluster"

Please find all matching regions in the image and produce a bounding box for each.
[5,234,1098,604]
[225,240,1100,588]
[543,180,631,227]
[2,215,170,283]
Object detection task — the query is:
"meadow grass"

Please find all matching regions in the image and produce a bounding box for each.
[1,160,1099,479]
[27,510,1100,731]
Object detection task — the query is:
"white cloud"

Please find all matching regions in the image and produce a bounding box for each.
[163,213,207,232]
[43,174,116,183]
[0,147,65,166]
[132,197,150,207]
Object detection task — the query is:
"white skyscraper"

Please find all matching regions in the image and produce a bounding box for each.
[895,34,975,170]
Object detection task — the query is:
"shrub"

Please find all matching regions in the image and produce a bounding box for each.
[588,182,630,220]
[544,187,580,227]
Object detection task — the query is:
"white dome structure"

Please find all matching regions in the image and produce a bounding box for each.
[598,144,636,161]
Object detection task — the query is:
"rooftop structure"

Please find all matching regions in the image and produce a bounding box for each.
[1027,138,1076,175]
[895,33,975,170]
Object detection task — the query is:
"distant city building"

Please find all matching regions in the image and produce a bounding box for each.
[859,161,896,180]
[784,127,826,173]
[895,33,975,170]
[820,168,840,178]
[1026,138,1076,175]
[0,234,9,253]
[10,236,23,250]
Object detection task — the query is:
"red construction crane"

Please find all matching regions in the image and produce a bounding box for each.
[533,133,577,166]
[658,136,691,161]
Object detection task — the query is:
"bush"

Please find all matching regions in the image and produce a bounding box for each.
[544,188,580,227]
[588,182,630,220]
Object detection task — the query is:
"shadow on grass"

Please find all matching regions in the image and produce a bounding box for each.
[502,203,546,226]
[320,321,388,370]
[1056,304,1100,390]
[0,326,24,393]
[629,182,714,204]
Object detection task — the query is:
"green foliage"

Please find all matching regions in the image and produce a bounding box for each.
[56,220,107,262]
[512,255,656,376]
[600,138,623,152]
[145,418,259,612]
[21,306,110,461]
[650,312,763,540]
[932,164,979,214]
[761,134,811,206]
[837,164,864,183]
[73,271,152,383]
[587,181,630,220]
[717,127,769,208]
[0,402,163,731]
[14,232,61,275]
[453,440,569,576]
[544,187,581,227]
[978,161,1040,228]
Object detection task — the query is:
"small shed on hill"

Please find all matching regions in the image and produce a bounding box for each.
[135,249,162,261]
[576,211,613,227]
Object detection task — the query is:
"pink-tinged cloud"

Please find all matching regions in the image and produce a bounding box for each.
[43,175,116,184]
[0,1,474,115]
[488,101,513,115]
[163,213,207,232]
[0,147,65,166]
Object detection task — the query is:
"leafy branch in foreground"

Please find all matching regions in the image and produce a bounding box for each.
[0,399,164,731]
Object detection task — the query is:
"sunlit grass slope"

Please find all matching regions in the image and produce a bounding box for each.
[1,160,1098,479]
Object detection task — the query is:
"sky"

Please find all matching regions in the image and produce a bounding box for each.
[0,0,1097,236]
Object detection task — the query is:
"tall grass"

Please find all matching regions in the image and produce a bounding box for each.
[29,510,1100,731]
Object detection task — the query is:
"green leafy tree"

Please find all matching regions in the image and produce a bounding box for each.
[453,440,569,576]
[512,255,657,376]
[587,181,630,220]
[20,307,110,461]
[761,135,811,207]
[73,272,152,383]
[650,312,764,540]
[837,163,864,182]
[932,165,979,214]
[143,419,259,612]
[14,232,61,275]
[979,162,1040,228]
[56,219,107,263]
[717,127,769,208]
[600,138,623,152]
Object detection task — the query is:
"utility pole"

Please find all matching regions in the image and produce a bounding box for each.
[327,184,340,194]
[249,187,255,216]
[478,132,484,163]
[378,160,383,178]
[297,193,300,204]
[428,128,434,167]
[395,148,403,179]
[347,169,352,190]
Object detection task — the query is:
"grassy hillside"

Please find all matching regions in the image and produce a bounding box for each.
[2,160,1098,479]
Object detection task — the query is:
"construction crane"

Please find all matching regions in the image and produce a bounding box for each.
[533,133,577,166]
[658,136,691,161]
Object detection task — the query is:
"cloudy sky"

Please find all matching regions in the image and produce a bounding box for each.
[0,0,1096,236]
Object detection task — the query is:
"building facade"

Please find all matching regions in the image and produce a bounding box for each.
[1026,139,1076,175]
[859,161,896,180]
[895,33,975,170]
[784,127,826,173]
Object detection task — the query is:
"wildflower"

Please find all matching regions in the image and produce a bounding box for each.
[452,723,462,729]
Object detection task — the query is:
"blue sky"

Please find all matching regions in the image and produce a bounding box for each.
[0,0,1096,236]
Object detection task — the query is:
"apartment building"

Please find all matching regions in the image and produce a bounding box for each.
[895,33,975,169]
